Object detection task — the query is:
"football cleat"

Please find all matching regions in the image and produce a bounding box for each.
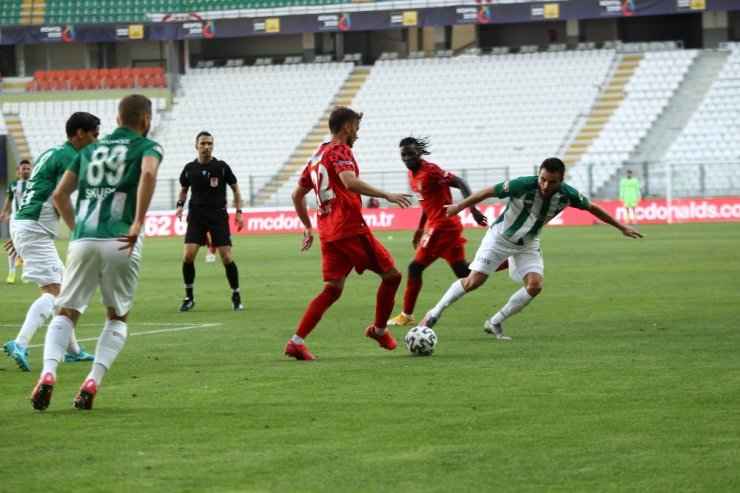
[30,372,55,411]
[6,273,15,284]
[365,325,398,350]
[3,340,31,371]
[178,298,195,312]
[232,295,244,311]
[387,313,416,326]
[418,311,438,329]
[64,347,95,363]
[484,320,512,340]
[205,252,216,263]
[73,378,98,410]
[284,340,316,360]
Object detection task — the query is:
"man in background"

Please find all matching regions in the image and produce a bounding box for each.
[0,159,32,283]
[3,113,99,372]
[30,94,162,411]
[419,157,643,341]
[175,131,244,312]
[620,169,641,225]
[285,106,412,360]
[387,136,490,327]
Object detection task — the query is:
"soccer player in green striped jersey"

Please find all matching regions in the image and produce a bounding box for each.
[418,157,643,340]
[30,95,162,411]
[0,159,31,284]
[3,114,100,372]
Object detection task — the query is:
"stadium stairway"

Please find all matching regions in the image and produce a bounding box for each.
[253,66,371,206]
[20,0,44,25]
[2,113,32,162]
[629,50,729,165]
[563,54,641,168]
[599,49,729,197]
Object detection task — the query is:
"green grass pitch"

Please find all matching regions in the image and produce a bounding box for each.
[0,222,738,492]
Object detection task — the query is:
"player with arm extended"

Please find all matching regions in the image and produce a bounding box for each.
[285,106,413,360]
[29,94,162,411]
[386,136,492,327]
[0,160,31,284]
[418,157,643,340]
[3,113,100,372]
[175,131,245,312]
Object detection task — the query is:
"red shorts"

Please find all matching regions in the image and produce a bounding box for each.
[321,232,395,281]
[413,227,467,267]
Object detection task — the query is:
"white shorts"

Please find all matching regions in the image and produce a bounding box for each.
[57,238,142,317]
[10,227,64,286]
[469,228,544,282]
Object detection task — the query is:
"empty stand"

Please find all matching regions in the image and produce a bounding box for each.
[569,49,698,195]
[5,98,165,167]
[351,49,615,192]
[657,45,740,196]
[0,1,21,26]
[26,68,167,92]
[148,62,353,210]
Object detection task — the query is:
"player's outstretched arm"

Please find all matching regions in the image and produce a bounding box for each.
[444,186,497,218]
[292,185,314,251]
[450,175,488,226]
[52,170,79,232]
[338,170,412,208]
[588,203,644,239]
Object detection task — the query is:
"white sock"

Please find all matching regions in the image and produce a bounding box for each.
[429,279,467,319]
[491,288,534,325]
[8,253,16,274]
[90,320,128,384]
[16,293,56,347]
[41,315,74,378]
[86,364,108,387]
[291,335,305,345]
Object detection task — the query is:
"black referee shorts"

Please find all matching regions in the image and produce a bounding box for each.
[185,209,232,247]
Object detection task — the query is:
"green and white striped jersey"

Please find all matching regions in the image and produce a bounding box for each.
[14,141,79,236]
[5,178,27,217]
[492,176,590,245]
[70,127,163,240]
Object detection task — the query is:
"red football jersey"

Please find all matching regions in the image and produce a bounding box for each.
[408,160,462,230]
[298,141,368,242]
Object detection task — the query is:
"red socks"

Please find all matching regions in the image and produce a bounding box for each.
[296,285,343,339]
[402,277,422,316]
[374,274,402,329]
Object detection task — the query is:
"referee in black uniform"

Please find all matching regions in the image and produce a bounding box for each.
[175,131,245,312]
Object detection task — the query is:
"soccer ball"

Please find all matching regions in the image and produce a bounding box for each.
[405,326,437,356]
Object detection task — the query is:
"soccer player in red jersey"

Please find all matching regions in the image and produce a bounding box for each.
[285,106,413,360]
[387,137,492,327]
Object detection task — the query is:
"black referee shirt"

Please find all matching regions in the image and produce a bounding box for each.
[179,157,237,211]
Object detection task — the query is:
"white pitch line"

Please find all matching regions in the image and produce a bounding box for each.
[20,322,223,348]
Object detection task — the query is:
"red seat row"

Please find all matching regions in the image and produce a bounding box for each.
[33,67,164,81]
[27,73,167,92]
